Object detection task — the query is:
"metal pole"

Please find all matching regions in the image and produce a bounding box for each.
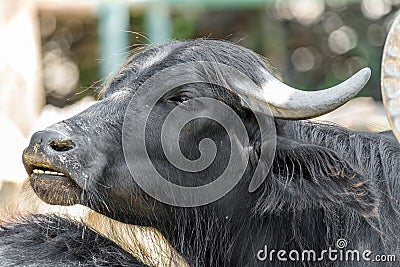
[98,2,130,78]
[145,2,172,45]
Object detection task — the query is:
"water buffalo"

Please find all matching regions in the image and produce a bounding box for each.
[1,19,400,266]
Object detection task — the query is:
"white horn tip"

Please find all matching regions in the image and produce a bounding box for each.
[356,67,371,84]
[345,67,371,94]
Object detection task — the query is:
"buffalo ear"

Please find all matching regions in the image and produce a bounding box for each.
[255,138,378,217]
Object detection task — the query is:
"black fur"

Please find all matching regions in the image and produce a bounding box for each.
[0,214,148,266]
[6,39,400,266]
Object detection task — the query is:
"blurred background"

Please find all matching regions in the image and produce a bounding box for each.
[0,0,398,214]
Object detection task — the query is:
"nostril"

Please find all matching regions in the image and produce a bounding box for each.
[49,139,75,152]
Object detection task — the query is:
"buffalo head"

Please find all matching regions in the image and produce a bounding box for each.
[22,39,375,225]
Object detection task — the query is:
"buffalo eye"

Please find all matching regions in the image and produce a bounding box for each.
[167,93,192,104]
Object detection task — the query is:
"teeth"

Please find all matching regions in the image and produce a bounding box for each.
[32,169,65,176]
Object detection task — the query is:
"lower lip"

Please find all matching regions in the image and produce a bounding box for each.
[29,173,81,206]
[30,173,71,182]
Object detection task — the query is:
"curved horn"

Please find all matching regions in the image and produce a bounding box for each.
[240,68,371,120]
[382,14,400,143]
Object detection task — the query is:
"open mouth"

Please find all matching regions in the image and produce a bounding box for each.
[31,166,67,179]
[27,164,71,181]
[27,163,82,206]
